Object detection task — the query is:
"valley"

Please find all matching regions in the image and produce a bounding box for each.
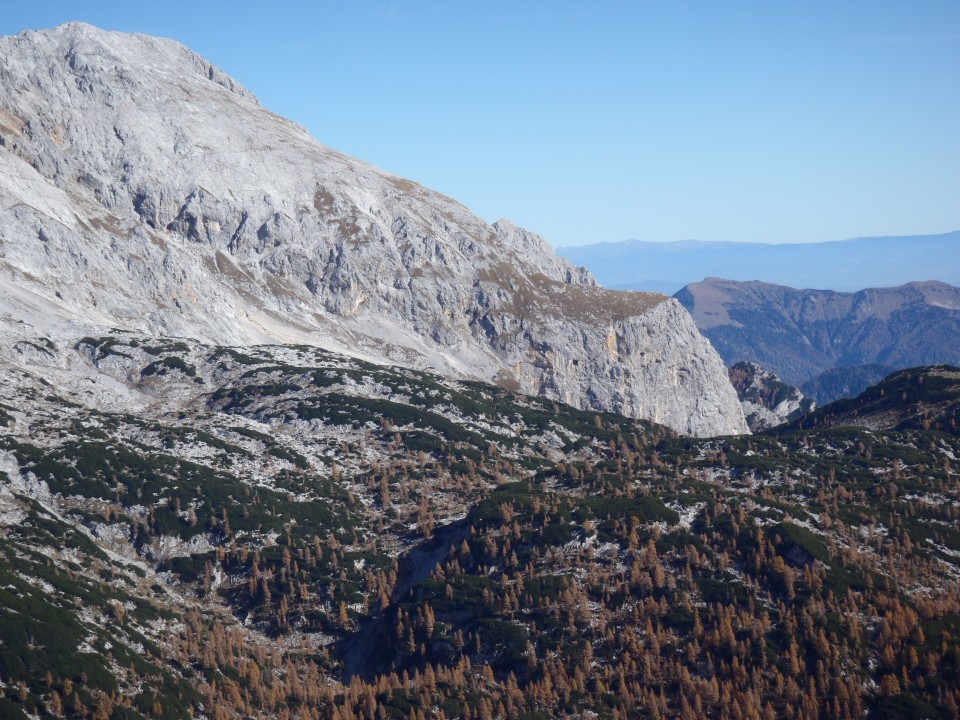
[0,334,958,718]
[0,20,958,720]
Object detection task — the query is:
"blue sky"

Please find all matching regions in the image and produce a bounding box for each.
[1,1,958,247]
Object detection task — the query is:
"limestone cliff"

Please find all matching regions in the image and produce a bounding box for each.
[0,23,746,436]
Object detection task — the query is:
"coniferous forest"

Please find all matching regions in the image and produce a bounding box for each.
[1,337,958,719]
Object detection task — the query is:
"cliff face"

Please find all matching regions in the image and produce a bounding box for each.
[0,23,746,436]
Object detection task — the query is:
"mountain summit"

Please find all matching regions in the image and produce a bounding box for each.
[0,23,745,436]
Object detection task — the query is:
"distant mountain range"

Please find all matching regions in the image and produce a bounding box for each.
[675,278,960,404]
[557,231,960,294]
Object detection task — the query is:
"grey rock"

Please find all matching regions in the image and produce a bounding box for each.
[0,23,746,436]
[728,361,814,432]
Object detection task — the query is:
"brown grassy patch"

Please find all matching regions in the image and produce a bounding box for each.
[479,264,667,327]
[387,176,419,195]
[88,215,128,238]
[313,186,335,214]
[314,186,364,241]
[0,107,24,137]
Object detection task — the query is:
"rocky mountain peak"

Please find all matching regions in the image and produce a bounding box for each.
[0,23,746,436]
[10,21,258,103]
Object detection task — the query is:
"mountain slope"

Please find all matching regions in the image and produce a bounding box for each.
[799,363,895,406]
[674,278,960,397]
[556,232,960,294]
[1,334,958,718]
[786,365,960,433]
[0,23,745,436]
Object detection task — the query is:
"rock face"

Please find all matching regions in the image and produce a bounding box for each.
[0,23,746,436]
[728,361,814,432]
[676,278,960,401]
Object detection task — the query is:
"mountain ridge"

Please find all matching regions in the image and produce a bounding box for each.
[674,278,960,402]
[783,364,960,433]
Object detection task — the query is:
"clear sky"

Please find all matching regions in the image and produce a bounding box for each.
[1,1,958,247]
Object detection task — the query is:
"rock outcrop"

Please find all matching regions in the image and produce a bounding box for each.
[0,23,746,436]
[728,361,814,431]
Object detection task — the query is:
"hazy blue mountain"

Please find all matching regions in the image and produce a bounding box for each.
[674,278,960,401]
[557,231,960,294]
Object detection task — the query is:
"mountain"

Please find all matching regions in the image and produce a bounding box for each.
[4,23,960,720]
[728,360,814,431]
[0,23,746,437]
[799,363,895,406]
[1,331,958,718]
[786,365,960,433]
[674,278,960,400]
[556,232,960,294]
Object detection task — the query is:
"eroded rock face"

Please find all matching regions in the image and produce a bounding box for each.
[0,23,746,436]
[728,361,814,432]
